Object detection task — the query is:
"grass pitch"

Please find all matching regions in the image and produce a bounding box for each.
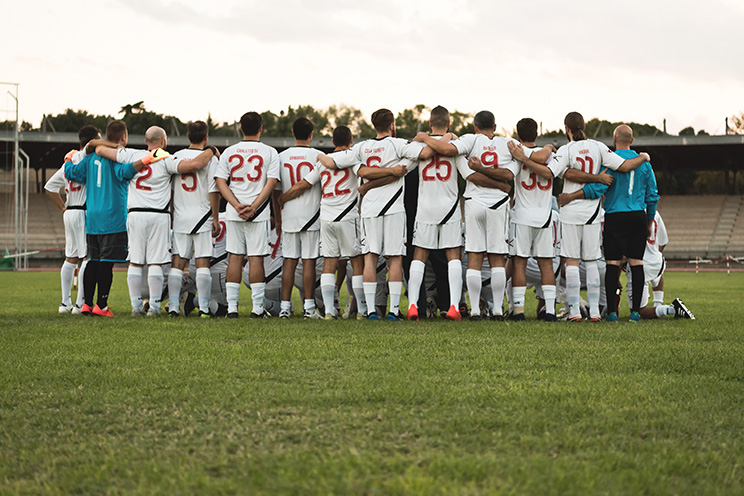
[0,271,742,494]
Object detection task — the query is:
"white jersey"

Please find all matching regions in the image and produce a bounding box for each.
[212,212,228,264]
[117,148,178,211]
[169,148,218,234]
[304,149,360,222]
[644,211,667,268]
[45,163,87,208]
[548,139,625,225]
[215,140,280,223]
[512,146,554,228]
[333,137,421,218]
[279,146,322,232]
[451,133,521,208]
[407,138,470,224]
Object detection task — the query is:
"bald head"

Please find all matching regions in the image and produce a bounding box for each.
[145,126,167,149]
[613,125,633,149]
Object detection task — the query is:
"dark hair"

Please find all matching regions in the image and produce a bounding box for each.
[516,118,538,143]
[240,112,262,136]
[77,125,100,148]
[106,120,127,143]
[332,125,352,147]
[187,121,208,144]
[564,112,586,141]
[430,106,450,130]
[371,108,395,133]
[292,117,314,141]
[473,110,495,131]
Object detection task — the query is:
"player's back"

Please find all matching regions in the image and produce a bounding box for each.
[305,149,360,222]
[412,138,469,224]
[457,134,519,207]
[354,137,411,217]
[279,146,322,232]
[513,145,554,228]
[117,148,174,211]
[81,153,128,234]
[170,148,218,233]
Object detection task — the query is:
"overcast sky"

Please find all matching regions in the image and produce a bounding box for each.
[3,0,743,135]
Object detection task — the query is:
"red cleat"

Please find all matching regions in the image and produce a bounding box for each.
[92,305,114,317]
[445,305,461,321]
[407,303,419,321]
[81,303,94,316]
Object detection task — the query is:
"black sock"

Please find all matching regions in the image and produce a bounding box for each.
[605,264,620,314]
[630,265,645,313]
[84,260,99,306]
[96,262,114,308]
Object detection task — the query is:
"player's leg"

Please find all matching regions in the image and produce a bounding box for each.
[194,257,212,317]
[349,255,366,317]
[444,246,463,321]
[59,256,77,311]
[74,258,88,312]
[144,216,171,316]
[510,256,528,320]
[653,274,665,306]
[321,257,339,318]
[486,204,509,319]
[465,200,487,319]
[406,245,430,321]
[281,257,299,316]
[169,253,189,316]
[382,212,406,320]
[299,230,321,319]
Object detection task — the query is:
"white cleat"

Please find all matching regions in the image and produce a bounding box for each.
[58,303,73,314]
[71,305,83,315]
[279,309,291,319]
[303,308,322,320]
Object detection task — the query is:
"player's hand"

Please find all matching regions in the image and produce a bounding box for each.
[413,132,429,143]
[639,152,651,162]
[236,203,253,219]
[442,132,457,141]
[391,165,407,177]
[142,148,170,165]
[468,156,484,172]
[358,182,370,197]
[597,170,614,186]
[206,145,220,159]
[64,149,78,163]
[507,141,526,161]
[558,193,574,206]
[212,220,221,238]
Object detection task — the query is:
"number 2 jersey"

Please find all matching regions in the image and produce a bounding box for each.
[303,149,360,223]
[169,148,219,234]
[215,140,281,223]
[512,145,554,228]
[116,148,179,212]
[278,146,322,232]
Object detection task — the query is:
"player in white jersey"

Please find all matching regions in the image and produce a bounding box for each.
[281,125,367,319]
[508,111,650,322]
[165,121,221,318]
[45,125,100,314]
[276,118,323,319]
[404,106,472,322]
[414,110,545,320]
[318,109,430,320]
[215,111,281,318]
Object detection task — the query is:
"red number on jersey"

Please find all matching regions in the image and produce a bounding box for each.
[320,170,333,198]
[215,220,226,242]
[366,156,381,168]
[575,156,595,174]
[135,166,153,191]
[246,155,263,182]
[422,156,452,182]
[181,173,197,192]
[520,166,552,191]
[320,168,352,199]
[229,155,244,182]
[647,219,658,244]
[481,151,498,167]
[67,180,81,193]
[284,161,313,186]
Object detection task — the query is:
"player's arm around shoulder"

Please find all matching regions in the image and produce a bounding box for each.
[507,140,551,179]
[63,153,89,184]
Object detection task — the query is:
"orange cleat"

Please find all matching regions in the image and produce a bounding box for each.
[92,305,114,317]
[407,303,419,321]
[81,303,94,316]
[445,304,462,321]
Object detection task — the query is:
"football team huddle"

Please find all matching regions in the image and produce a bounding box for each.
[46,107,695,322]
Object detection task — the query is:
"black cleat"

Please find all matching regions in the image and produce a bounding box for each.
[250,310,271,319]
[672,298,695,319]
[542,313,557,322]
[227,312,239,319]
[491,314,506,322]
[168,311,179,318]
[470,314,482,322]
[507,313,525,321]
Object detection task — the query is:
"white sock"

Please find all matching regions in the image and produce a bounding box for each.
[304,298,316,312]
[389,281,402,314]
[585,261,600,317]
[60,261,76,306]
[653,290,664,306]
[320,273,336,315]
[542,285,556,315]
[226,282,241,313]
[280,300,291,313]
[506,277,514,313]
[352,275,367,315]
[196,267,212,314]
[251,282,266,314]
[512,286,526,314]
[566,265,581,318]
[168,268,183,313]
[490,267,506,316]
[127,266,144,312]
[364,282,377,315]
[448,260,463,309]
[466,269,482,315]
[75,259,88,308]
[148,265,164,314]
[407,260,426,309]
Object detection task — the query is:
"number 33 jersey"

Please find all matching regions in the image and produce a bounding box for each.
[215,141,281,222]
[512,146,554,228]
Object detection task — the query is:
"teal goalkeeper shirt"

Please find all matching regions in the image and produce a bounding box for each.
[581,149,659,220]
[64,153,138,234]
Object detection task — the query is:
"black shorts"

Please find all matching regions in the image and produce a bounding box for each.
[603,211,647,261]
[87,232,128,263]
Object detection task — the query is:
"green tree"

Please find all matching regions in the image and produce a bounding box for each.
[42,109,111,133]
[679,126,695,136]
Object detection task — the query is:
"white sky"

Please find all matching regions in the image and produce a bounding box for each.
[3,0,744,135]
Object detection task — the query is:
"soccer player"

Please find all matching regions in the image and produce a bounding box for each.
[215,111,280,318]
[165,121,221,318]
[403,106,472,321]
[281,125,366,319]
[318,109,431,320]
[414,110,542,320]
[64,121,163,317]
[276,118,323,319]
[508,112,650,322]
[45,124,100,314]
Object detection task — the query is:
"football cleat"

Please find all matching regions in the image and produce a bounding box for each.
[324,313,337,320]
[199,311,211,319]
[605,312,619,322]
[250,310,271,319]
[279,309,291,319]
[227,312,239,319]
[356,312,367,321]
[71,304,83,315]
[506,313,524,322]
[491,314,506,322]
[58,303,73,314]
[92,305,114,317]
[672,298,695,320]
[368,312,380,321]
[407,304,419,321]
[543,313,558,322]
[81,303,94,316]
[386,311,403,321]
[168,311,179,318]
[146,308,161,317]
[589,315,602,322]
[568,315,583,323]
[445,305,461,321]
[131,308,146,317]
[303,308,322,320]
[629,311,641,323]
[470,314,482,322]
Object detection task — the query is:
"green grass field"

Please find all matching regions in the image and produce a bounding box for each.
[1,271,742,495]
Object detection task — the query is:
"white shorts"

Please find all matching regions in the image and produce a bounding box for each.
[560,222,602,260]
[511,222,554,258]
[412,220,462,250]
[645,257,665,286]
[283,230,320,260]
[63,208,86,258]
[362,212,406,257]
[464,200,509,254]
[226,220,270,257]
[127,212,171,265]
[321,219,362,258]
[172,231,213,260]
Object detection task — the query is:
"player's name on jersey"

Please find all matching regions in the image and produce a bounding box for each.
[364,146,385,154]
[236,147,260,154]
[577,148,590,155]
